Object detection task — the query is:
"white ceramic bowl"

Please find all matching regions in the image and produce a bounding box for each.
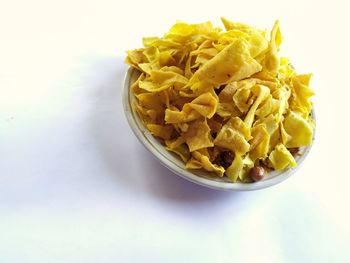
[123,67,315,191]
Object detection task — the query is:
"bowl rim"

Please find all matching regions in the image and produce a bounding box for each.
[122,67,315,191]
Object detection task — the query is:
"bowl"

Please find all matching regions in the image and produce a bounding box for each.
[123,67,315,191]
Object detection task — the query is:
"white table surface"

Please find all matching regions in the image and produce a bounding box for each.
[1,0,349,262]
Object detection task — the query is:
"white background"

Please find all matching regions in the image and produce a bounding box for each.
[1,0,349,262]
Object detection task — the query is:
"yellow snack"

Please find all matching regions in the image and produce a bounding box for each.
[126,18,314,182]
[283,111,314,148]
[189,40,262,87]
[164,92,217,123]
[268,143,297,170]
[214,116,251,155]
[186,150,225,177]
[226,154,244,182]
[249,124,270,162]
[184,119,213,152]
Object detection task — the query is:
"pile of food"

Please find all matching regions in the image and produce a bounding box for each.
[125,18,314,182]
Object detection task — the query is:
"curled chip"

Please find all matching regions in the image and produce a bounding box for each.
[126,18,314,182]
